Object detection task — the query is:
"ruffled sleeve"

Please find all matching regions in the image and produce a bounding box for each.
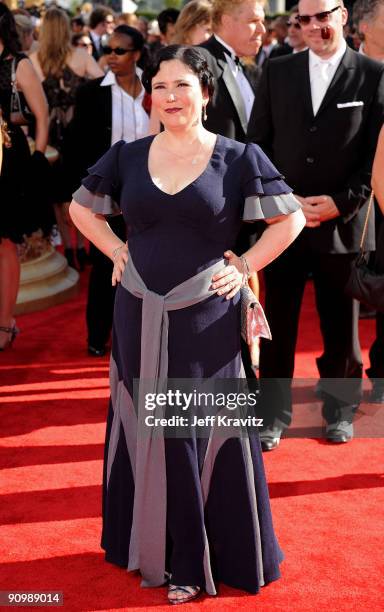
[72,140,125,216]
[242,143,301,221]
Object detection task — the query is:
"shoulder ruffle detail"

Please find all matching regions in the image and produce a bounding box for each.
[73,140,125,215]
[72,185,120,216]
[242,142,292,198]
[243,193,301,221]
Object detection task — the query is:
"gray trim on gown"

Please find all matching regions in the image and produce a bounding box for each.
[73,184,121,216]
[119,252,228,590]
[200,408,265,592]
[105,256,269,595]
[243,193,301,221]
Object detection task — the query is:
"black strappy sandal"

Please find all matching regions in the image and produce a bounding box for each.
[168,584,201,605]
[0,322,19,351]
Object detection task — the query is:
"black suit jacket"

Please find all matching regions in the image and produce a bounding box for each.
[248,47,384,253]
[89,32,102,62]
[269,43,293,60]
[198,36,261,143]
[68,77,112,189]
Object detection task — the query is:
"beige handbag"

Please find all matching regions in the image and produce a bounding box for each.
[240,283,272,366]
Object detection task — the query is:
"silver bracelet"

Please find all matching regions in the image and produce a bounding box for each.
[112,245,124,262]
[240,254,252,279]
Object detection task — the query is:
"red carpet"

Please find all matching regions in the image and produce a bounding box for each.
[1,273,383,611]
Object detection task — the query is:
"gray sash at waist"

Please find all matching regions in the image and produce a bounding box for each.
[121,253,226,587]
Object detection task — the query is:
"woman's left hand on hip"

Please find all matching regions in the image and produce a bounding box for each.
[211,250,243,300]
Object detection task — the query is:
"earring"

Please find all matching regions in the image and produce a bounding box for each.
[203,106,207,121]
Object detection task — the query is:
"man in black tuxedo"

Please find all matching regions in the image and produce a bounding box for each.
[197,0,265,381]
[198,0,264,142]
[70,26,149,356]
[88,6,115,61]
[248,0,384,448]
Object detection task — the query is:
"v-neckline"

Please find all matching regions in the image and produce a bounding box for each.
[146,134,220,197]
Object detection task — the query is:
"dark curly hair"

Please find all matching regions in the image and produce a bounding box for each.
[142,45,215,99]
[0,3,22,56]
[113,24,145,52]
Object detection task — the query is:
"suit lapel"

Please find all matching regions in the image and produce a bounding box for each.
[218,57,248,134]
[297,51,315,119]
[204,37,249,134]
[315,47,356,117]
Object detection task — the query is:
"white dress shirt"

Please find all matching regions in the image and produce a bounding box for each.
[309,40,347,115]
[214,34,255,122]
[101,69,149,145]
[257,41,278,66]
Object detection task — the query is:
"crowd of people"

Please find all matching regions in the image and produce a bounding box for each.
[0,0,383,603]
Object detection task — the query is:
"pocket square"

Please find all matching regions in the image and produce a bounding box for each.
[337,101,364,108]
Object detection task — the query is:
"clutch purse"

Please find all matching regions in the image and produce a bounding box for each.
[240,283,272,344]
[345,192,384,312]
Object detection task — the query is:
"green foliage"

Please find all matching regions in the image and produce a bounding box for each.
[165,0,182,8]
[137,11,158,19]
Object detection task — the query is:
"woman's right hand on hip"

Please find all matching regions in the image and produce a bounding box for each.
[111,243,128,286]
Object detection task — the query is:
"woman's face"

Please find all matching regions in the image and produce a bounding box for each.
[104,33,140,76]
[151,59,209,131]
[188,21,212,45]
[77,35,93,54]
[22,31,35,51]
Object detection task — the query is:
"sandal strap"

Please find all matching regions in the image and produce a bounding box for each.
[168,585,200,595]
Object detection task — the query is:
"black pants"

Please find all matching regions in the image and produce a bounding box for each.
[86,215,126,349]
[257,245,362,428]
[366,212,384,380]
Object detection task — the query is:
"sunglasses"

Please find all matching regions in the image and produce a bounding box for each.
[297,5,341,25]
[102,46,136,55]
[287,21,301,30]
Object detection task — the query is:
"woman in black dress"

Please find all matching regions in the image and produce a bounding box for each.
[69,46,306,604]
[0,5,48,350]
[30,6,103,269]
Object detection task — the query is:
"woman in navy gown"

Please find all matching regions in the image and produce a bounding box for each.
[70,45,305,605]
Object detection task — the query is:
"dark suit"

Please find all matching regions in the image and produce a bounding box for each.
[248,47,384,427]
[269,43,293,60]
[198,36,261,143]
[198,36,261,382]
[70,78,126,350]
[89,32,102,62]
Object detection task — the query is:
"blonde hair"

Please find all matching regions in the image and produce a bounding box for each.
[117,13,139,27]
[173,0,212,44]
[212,0,266,28]
[37,7,72,78]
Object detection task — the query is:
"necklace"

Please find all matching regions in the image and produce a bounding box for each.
[158,137,206,165]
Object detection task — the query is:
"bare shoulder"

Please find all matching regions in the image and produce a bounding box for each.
[379,124,384,146]
[16,55,41,82]
[69,47,104,78]
[67,47,88,75]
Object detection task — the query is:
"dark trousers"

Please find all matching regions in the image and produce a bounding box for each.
[367,313,384,379]
[257,245,363,428]
[366,212,384,380]
[86,215,126,349]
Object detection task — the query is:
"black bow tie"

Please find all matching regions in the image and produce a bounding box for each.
[234,56,244,70]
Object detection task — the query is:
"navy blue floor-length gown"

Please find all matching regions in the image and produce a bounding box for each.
[74,134,300,595]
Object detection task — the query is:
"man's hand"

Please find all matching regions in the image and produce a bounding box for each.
[295,194,340,228]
